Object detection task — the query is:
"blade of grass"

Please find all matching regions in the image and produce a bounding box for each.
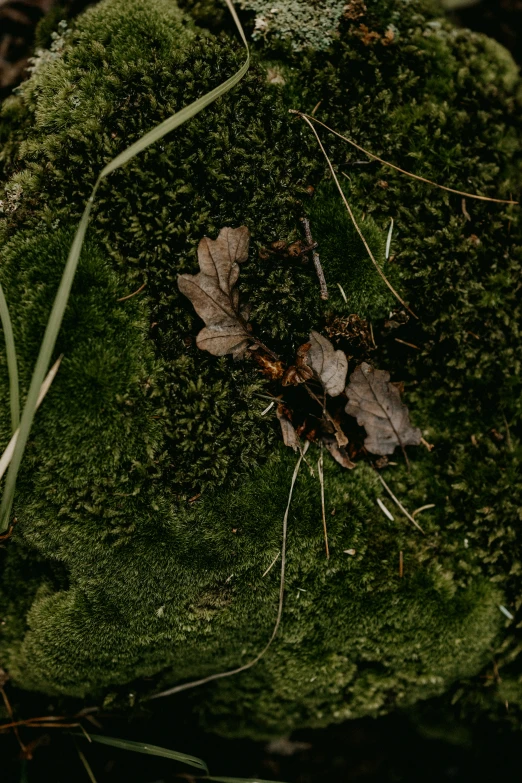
[0,0,249,533]
[78,734,209,773]
[74,739,98,783]
[0,282,19,433]
[295,112,518,205]
[19,760,29,783]
[148,443,309,700]
[0,356,62,485]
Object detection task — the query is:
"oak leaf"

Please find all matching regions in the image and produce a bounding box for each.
[345,363,421,456]
[178,226,251,359]
[305,331,348,397]
[323,436,355,469]
[276,405,300,451]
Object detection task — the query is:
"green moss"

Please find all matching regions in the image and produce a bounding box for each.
[0,0,521,737]
[310,179,395,318]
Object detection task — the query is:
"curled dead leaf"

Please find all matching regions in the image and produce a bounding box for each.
[345,362,421,456]
[323,436,355,469]
[277,405,300,451]
[282,342,313,386]
[305,331,348,397]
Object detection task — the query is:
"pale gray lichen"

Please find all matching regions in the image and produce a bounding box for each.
[240,0,347,49]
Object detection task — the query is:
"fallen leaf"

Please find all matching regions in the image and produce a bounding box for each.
[323,435,355,469]
[282,342,313,386]
[276,405,300,451]
[178,226,251,358]
[345,362,421,456]
[252,351,285,380]
[305,331,348,397]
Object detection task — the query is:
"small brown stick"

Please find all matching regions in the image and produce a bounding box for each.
[394,338,420,350]
[0,524,14,543]
[301,217,328,300]
[292,111,518,205]
[399,550,404,578]
[318,445,330,559]
[117,281,147,302]
[375,472,425,534]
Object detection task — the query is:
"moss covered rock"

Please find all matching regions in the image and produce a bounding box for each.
[0,0,521,737]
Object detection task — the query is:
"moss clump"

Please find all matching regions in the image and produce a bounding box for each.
[0,0,522,737]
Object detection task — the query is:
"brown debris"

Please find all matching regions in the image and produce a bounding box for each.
[343,0,367,20]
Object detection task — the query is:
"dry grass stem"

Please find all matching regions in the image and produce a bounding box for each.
[412,503,435,517]
[377,497,394,521]
[318,446,329,558]
[296,112,518,205]
[337,282,348,303]
[0,685,26,753]
[147,443,310,700]
[262,551,281,577]
[291,112,417,318]
[376,472,425,534]
[116,281,147,302]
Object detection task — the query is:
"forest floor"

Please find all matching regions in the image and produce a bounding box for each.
[1,0,522,781]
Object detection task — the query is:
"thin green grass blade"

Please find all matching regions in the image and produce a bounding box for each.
[0,282,19,433]
[0,0,249,532]
[82,733,209,773]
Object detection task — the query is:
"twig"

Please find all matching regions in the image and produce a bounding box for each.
[293,111,518,205]
[375,472,425,534]
[318,445,329,558]
[394,338,420,350]
[146,443,310,700]
[301,217,328,300]
[399,550,404,578]
[116,281,147,302]
[291,112,417,319]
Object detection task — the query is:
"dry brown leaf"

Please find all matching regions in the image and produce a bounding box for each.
[178,226,251,358]
[345,362,421,456]
[305,331,348,397]
[282,342,313,386]
[323,436,355,469]
[276,405,300,451]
